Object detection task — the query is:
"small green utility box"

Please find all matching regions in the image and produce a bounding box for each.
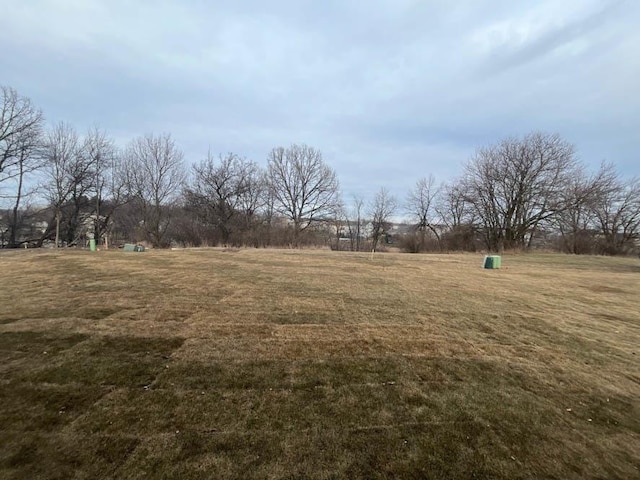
[123,243,145,252]
[484,255,501,269]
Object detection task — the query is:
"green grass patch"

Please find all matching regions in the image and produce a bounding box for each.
[23,335,184,387]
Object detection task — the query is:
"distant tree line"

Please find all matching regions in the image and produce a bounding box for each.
[1,86,639,255]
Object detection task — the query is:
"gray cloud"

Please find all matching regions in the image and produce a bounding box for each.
[1,0,638,202]
[478,0,626,75]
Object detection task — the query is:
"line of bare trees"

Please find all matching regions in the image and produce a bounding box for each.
[1,87,342,248]
[394,133,640,255]
[1,86,639,255]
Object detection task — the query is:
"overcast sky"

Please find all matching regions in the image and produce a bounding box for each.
[1,0,638,201]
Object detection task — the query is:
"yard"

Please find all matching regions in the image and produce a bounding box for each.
[0,249,639,479]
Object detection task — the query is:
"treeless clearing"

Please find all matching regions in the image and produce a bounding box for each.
[1,249,639,479]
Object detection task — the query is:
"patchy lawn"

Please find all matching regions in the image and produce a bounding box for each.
[1,248,639,479]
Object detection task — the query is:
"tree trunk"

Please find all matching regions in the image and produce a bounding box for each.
[9,158,25,247]
[55,208,61,248]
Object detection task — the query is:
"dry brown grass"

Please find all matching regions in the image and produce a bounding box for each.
[1,248,639,479]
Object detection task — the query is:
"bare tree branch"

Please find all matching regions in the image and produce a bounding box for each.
[267,144,339,246]
[123,133,185,247]
[461,132,578,251]
[369,187,397,252]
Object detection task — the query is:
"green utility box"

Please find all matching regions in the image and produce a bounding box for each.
[484,255,502,269]
[89,239,96,252]
[123,243,136,252]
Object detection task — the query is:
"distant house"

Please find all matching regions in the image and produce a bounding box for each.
[0,209,49,248]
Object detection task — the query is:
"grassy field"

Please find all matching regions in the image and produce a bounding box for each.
[0,248,639,479]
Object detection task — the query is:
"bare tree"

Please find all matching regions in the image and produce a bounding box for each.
[436,181,472,229]
[590,168,640,255]
[369,187,397,252]
[123,133,185,247]
[462,132,578,251]
[184,152,262,246]
[43,122,96,247]
[7,131,44,247]
[434,181,479,251]
[236,164,267,246]
[40,127,124,248]
[552,163,613,254]
[1,87,44,247]
[0,86,44,187]
[346,194,365,251]
[327,198,346,250]
[81,127,125,246]
[267,144,339,246]
[406,175,442,250]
